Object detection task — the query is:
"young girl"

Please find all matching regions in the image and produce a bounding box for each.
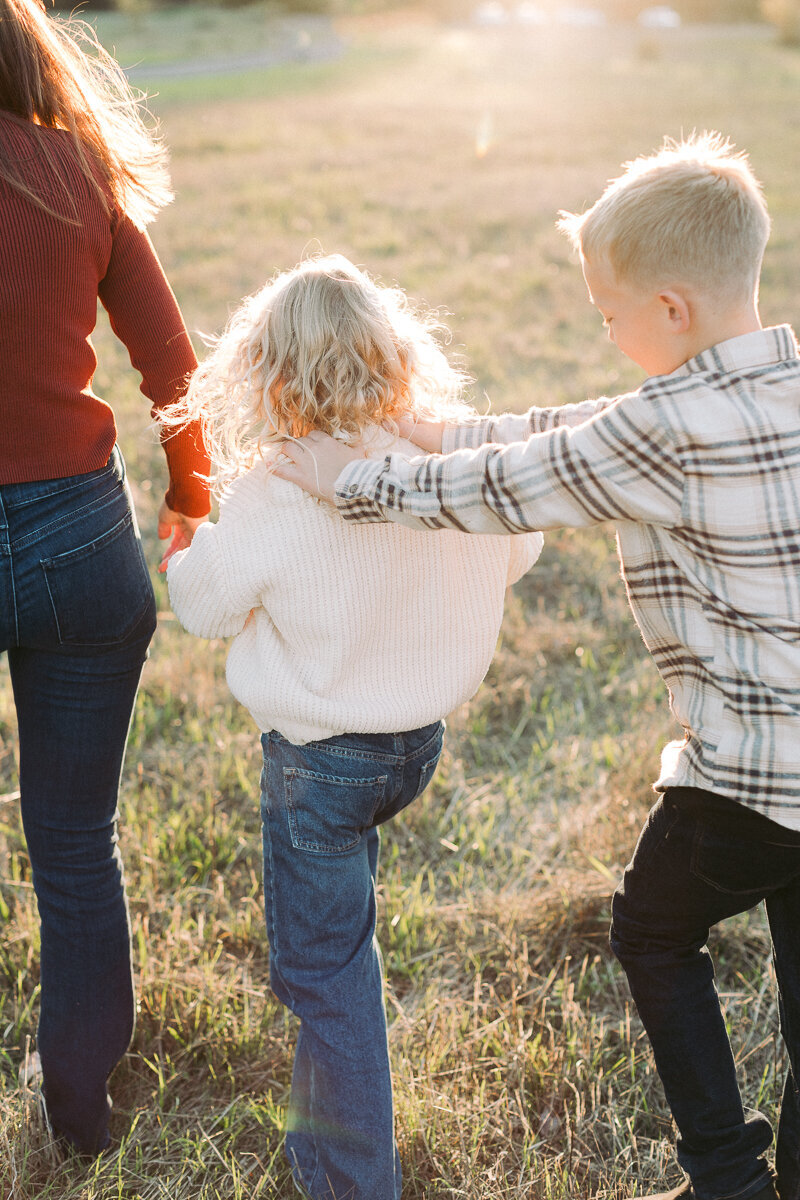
[165,254,542,1200]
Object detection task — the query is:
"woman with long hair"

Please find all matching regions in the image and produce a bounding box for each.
[0,0,209,1154]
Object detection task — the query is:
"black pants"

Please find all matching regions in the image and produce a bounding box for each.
[611,787,800,1200]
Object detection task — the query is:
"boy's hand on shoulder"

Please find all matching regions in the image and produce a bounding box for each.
[394,414,445,454]
[273,432,363,502]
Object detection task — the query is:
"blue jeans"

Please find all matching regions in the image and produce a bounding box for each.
[0,448,156,1154]
[611,787,800,1200]
[260,722,444,1200]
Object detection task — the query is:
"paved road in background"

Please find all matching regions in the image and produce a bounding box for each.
[126,15,344,80]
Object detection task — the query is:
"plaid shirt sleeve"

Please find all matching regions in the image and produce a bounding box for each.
[441,396,620,453]
[336,390,684,535]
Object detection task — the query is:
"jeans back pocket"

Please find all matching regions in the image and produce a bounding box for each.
[690,817,800,897]
[42,510,156,648]
[284,767,387,855]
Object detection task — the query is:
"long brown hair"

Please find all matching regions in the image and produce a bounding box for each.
[0,0,172,226]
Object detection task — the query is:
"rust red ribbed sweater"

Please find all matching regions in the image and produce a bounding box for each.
[0,112,210,516]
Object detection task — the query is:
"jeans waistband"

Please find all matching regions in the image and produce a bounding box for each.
[0,447,123,512]
[267,721,444,766]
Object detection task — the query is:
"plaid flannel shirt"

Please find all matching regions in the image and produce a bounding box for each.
[335,326,800,827]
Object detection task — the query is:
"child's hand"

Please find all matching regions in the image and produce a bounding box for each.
[395,414,445,453]
[157,500,208,573]
[273,433,363,502]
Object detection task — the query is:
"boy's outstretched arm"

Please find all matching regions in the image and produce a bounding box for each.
[276,393,683,535]
[395,415,446,453]
[441,396,620,453]
[278,396,628,505]
[397,398,620,456]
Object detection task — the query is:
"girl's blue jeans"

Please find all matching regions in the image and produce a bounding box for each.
[0,448,156,1154]
[260,721,444,1200]
[611,786,800,1200]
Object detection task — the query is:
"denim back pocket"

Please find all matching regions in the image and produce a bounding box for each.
[41,510,156,647]
[284,767,388,855]
[690,817,800,897]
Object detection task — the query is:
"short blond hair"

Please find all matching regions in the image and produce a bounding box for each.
[558,133,770,302]
[163,254,471,492]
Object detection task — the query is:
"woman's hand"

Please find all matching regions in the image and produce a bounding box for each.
[395,414,446,453]
[272,433,363,502]
[157,499,208,573]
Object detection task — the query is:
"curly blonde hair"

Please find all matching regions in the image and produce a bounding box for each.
[164,254,472,493]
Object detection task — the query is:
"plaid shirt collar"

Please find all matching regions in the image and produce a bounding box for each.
[677,324,799,377]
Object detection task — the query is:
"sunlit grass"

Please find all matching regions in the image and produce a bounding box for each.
[0,10,795,1197]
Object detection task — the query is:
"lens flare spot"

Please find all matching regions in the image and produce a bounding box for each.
[475,112,493,158]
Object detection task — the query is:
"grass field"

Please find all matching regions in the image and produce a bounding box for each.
[1,8,798,1198]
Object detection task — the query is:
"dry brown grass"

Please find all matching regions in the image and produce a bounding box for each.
[0,10,795,1197]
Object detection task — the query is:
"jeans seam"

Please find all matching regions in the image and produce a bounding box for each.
[264,802,299,1015]
[284,767,388,786]
[294,743,403,766]
[8,531,19,648]
[0,493,18,646]
[307,1063,320,1194]
[9,475,115,508]
[405,725,445,765]
[623,801,682,877]
[712,1170,775,1200]
[12,485,123,553]
[281,722,443,767]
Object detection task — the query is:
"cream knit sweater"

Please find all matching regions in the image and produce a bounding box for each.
[167,435,543,744]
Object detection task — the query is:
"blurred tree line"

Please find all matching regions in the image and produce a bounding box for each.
[50,0,794,39]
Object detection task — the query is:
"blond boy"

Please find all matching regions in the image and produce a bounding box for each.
[276,134,800,1200]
